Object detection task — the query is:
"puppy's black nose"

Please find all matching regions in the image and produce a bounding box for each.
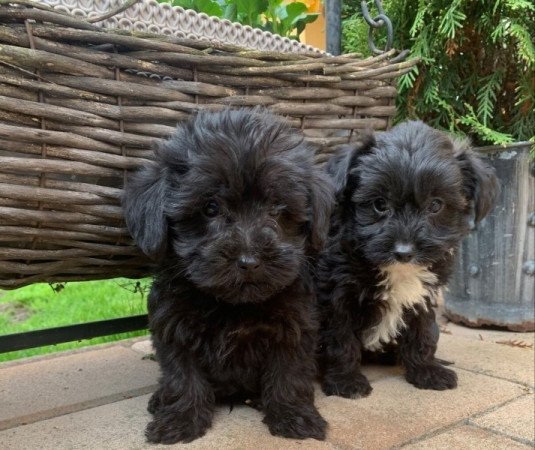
[237,255,260,272]
[393,243,415,263]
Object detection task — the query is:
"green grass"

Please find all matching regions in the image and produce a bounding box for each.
[0,278,151,362]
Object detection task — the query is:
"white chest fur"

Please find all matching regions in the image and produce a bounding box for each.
[362,263,437,351]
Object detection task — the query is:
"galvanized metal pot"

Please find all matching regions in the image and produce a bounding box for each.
[445,142,535,332]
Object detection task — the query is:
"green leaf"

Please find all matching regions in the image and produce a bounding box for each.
[235,0,268,27]
[222,2,237,21]
[171,0,195,9]
[265,0,284,32]
[476,71,503,126]
[284,2,308,23]
[505,0,535,11]
[436,99,457,132]
[422,78,439,105]
[509,23,535,65]
[409,0,429,37]
[460,104,514,145]
[170,0,222,16]
[264,0,312,37]
[491,19,509,43]
[294,13,318,36]
[438,3,466,39]
[398,66,419,92]
[194,0,223,17]
[277,3,311,36]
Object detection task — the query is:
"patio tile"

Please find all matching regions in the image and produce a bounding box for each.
[130,339,403,383]
[130,339,154,355]
[440,321,535,345]
[0,394,340,450]
[0,335,402,435]
[436,334,535,387]
[0,354,527,449]
[129,338,404,384]
[1,332,532,449]
[362,364,405,382]
[0,346,159,431]
[402,424,533,449]
[315,369,525,450]
[470,394,535,445]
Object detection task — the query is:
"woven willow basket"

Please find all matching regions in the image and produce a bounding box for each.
[0,0,417,288]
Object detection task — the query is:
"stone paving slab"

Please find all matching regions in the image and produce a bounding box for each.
[0,338,401,435]
[0,346,159,431]
[402,424,533,449]
[0,368,526,450]
[315,369,526,450]
[129,339,405,383]
[0,394,340,450]
[1,329,533,449]
[436,334,535,387]
[440,321,535,345]
[470,394,535,445]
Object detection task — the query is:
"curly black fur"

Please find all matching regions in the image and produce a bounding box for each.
[317,121,499,398]
[122,109,333,444]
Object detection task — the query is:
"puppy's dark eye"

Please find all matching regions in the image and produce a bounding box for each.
[428,198,444,214]
[203,200,220,217]
[372,198,390,215]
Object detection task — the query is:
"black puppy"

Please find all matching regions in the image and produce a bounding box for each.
[317,121,499,398]
[122,109,333,444]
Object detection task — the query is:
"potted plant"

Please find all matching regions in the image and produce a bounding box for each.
[342,0,534,330]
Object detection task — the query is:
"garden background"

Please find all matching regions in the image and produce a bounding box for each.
[1,0,533,361]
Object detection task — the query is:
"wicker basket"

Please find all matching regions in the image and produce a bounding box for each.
[0,0,418,288]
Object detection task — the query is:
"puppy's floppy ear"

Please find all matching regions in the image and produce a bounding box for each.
[122,133,189,259]
[454,140,500,225]
[307,168,335,252]
[326,132,376,199]
[122,162,169,259]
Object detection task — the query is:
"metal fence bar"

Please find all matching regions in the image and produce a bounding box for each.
[325,0,341,55]
[0,314,148,354]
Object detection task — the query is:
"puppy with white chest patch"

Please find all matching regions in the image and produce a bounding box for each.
[317,120,499,397]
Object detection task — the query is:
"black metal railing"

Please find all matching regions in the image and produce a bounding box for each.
[0,314,148,354]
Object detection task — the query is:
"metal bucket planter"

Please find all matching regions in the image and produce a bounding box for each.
[445,142,535,332]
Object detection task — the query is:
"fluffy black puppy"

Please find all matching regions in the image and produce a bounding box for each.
[317,121,499,398]
[122,109,333,444]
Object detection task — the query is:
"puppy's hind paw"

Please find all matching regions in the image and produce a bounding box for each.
[145,412,211,444]
[264,407,327,441]
[321,373,372,399]
[406,363,458,390]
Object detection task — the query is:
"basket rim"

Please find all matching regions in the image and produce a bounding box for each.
[39,0,327,54]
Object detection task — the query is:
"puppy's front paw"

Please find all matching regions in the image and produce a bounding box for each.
[406,363,457,390]
[264,407,327,440]
[321,373,372,399]
[145,410,212,444]
[147,389,161,414]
